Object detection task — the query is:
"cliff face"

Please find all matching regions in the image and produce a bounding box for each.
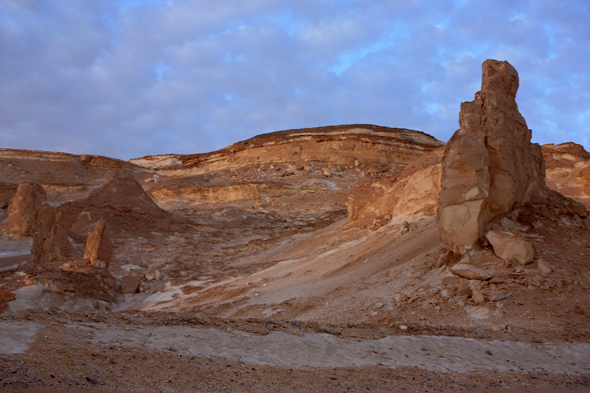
[0,148,153,204]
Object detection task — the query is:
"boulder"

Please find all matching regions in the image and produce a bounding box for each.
[438,60,547,253]
[83,218,113,268]
[485,230,535,265]
[30,204,80,267]
[120,275,140,294]
[4,183,47,236]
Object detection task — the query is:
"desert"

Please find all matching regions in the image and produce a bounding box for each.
[0,60,589,393]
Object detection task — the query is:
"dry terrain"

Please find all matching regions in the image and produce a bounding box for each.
[1,62,590,392]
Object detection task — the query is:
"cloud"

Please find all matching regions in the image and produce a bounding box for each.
[0,0,588,159]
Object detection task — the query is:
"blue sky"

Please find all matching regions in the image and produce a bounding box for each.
[1,0,589,160]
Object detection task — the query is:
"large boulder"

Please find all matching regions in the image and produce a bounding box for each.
[438,60,548,253]
[485,230,535,265]
[4,183,47,236]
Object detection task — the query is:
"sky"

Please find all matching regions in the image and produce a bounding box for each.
[1,0,589,160]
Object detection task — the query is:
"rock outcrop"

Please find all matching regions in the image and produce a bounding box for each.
[0,182,18,209]
[542,142,590,210]
[438,60,551,252]
[131,125,444,174]
[30,204,81,266]
[58,178,188,235]
[347,148,444,222]
[4,183,47,236]
[83,218,113,268]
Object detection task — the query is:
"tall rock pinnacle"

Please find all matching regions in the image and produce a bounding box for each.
[437,59,547,253]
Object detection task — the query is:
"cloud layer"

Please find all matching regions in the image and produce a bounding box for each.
[1,0,589,159]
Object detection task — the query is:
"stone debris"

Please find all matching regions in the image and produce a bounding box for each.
[4,183,47,236]
[449,255,492,280]
[537,258,553,274]
[471,289,485,305]
[486,230,535,265]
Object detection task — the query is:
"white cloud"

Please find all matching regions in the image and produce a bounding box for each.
[0,0,589,159]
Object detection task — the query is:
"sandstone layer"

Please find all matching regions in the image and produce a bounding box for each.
[131,124,444,173]
[347,147,444,223]
[542,142,590,210]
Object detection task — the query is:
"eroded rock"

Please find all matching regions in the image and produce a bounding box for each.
[438,60,547,253]
[4,183,47,236]
[83,219,113,268]
[30,204,81,267]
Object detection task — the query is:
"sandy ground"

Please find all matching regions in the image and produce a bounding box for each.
[1,311,590,393]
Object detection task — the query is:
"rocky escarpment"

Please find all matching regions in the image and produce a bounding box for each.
[0,149,153,203]
[132,124,443,173]
[542,142,590,210]
[346,147,444,223]
[437,59,586,253]
[138,125,443,211]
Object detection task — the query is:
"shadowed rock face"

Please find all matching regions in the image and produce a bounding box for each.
[437,60,549,253]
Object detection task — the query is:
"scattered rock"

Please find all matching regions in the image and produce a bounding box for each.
[467,306,490,319]
[120,275,140,294]
[323,169,332,177]
[4,183,47,236]
[471,289,485,304]
[487,290,507,302]
[456,281,472,297]
[449,256,492,280]
[442,276,464,287]
[486,230,535,265]
[537,258,553,274]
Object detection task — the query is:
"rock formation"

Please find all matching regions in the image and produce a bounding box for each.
[131,124,444,173]
[30,204,80,266]
[58,177,188,235]
[4,183,47,236]
[0,182,17,209]
[347,147,444,222]
[83,218,113,268]
[542,142,590,210]
[438,60,551,252]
